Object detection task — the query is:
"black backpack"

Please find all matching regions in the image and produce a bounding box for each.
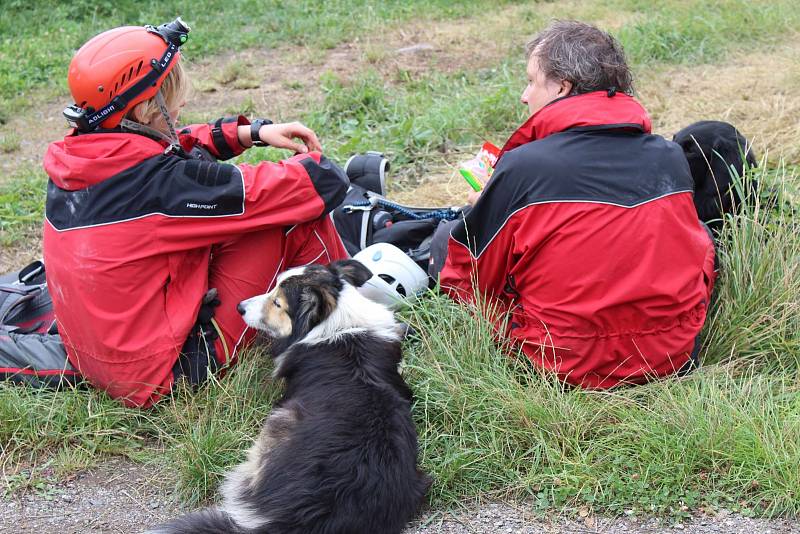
[334,153,464,274]
[0,261,78,387]
[0,260,54,334]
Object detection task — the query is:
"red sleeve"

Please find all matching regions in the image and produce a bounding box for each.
[178,116,249,160]
[156,151,349,249]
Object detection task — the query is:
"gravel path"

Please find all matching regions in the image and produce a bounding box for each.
[2,459,798,533]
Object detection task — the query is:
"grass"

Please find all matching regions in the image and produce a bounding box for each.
[617,0,800,65]
[0,345,279,506]
[407,302,800,518]
[230,0,800,178]
[0,0,513,123]
[0,133,20,154]
[0,166,47,246]
[234,62,526,184]
[702,163,800,370]
[1,164,799,519]
[2,0,799,124]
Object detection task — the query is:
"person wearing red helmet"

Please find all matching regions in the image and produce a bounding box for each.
[42,18,350,408]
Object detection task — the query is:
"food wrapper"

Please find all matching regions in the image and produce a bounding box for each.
[458,141,500,191]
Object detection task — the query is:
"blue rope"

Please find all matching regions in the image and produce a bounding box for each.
[347,198,461,221]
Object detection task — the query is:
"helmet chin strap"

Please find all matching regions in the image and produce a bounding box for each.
[119,89,182,154]
[154,90,181,148]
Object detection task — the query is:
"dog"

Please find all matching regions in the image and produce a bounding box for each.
[672,120,758,232]
[147,259,430,534]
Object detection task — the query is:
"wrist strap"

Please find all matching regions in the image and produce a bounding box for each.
[250,118,274,147]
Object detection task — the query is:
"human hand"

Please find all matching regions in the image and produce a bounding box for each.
[467,189,483,206]
[258,121,322,153]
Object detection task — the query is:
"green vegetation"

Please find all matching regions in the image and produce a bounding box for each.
[618,0,800,64]
[237,63,525,179]
[0,133,21,154]
[236,0,800,173]
[703,164,800,369]
[0,166,47,246]
[0,0,512,123]
[0,345,279,506]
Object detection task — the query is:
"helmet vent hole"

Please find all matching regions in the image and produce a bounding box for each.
[121,73,127,85]
[136,61,143,75]
[114,81,119,93]
[128,66,134,81]
[377,274,406,297]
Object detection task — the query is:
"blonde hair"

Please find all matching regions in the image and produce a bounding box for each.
[126,59,189,127]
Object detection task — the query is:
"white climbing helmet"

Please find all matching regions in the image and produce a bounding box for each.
[353,243,429,309]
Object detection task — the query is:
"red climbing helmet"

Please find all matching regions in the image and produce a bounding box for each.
[63,17,190,131]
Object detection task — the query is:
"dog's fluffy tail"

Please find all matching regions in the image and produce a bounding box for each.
[145,507,247,534]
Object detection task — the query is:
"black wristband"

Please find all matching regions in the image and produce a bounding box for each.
[250,118,273,147]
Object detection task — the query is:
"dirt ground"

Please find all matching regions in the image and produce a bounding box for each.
[2,458,799,534]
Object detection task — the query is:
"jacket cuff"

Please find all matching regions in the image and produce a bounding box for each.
[210,115,250,160]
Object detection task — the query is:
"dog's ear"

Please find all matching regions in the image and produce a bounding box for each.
[290,285,338,341]
[330,259,373,288]
[679,139,709,191]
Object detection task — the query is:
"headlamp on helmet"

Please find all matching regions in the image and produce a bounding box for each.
[146,17,191,47]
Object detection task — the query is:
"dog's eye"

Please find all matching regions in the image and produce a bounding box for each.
[273,299,282,309]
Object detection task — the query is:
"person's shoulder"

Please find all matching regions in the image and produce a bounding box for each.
[643,132,681,150]
[642,133,694,170]
[501,136,561,162]
[494,136,566,183]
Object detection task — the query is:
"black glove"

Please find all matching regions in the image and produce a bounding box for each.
[197,288,221,325]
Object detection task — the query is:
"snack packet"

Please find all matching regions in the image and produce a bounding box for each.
[459,141,500,191]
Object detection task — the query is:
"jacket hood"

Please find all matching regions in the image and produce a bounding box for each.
[43,131,164,190]
[497,91,652,162]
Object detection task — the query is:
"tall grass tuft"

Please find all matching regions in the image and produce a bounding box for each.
[158,345,280,505]
[402,295,800,516]
[0,344,280,503]
[701,161,800,369]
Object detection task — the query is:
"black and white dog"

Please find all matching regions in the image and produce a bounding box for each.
[147,259,430,534]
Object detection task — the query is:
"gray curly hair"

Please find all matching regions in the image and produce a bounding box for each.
[526,20,634,96]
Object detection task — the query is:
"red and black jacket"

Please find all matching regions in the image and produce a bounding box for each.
[42,117,349,407]
[440,92,716,387]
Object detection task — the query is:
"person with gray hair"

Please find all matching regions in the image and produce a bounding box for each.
[434,20,722,388]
